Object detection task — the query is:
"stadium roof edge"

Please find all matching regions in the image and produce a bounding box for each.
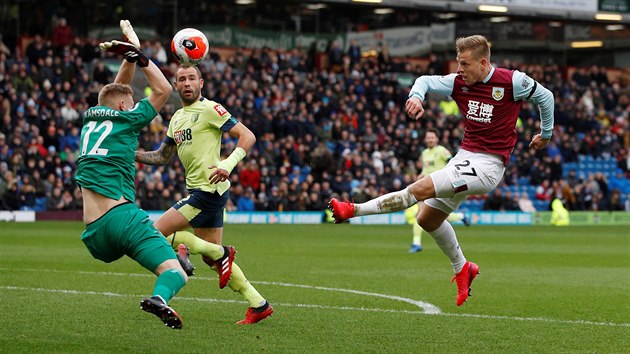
[317,0,630,24]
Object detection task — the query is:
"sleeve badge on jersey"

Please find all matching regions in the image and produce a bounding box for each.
[214,104,228,116]
[492,87,504,101]
[521,77,531,89]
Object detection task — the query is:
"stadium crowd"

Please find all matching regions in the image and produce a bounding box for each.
[1,27,629,214]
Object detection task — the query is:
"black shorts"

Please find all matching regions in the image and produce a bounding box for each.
[173,189,229,228]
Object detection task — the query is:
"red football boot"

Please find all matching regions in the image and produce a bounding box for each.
[451,261,479,306]
[328,198,355,223]
[236,303,274,325]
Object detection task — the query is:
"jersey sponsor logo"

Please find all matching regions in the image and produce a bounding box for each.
[466,100,494,123]
[173,128,193,144]
[462,87,469,93]
[214,104,228,116]
[492,87,504,101]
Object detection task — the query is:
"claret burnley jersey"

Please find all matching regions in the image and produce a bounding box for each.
[165,98,238,195]
[409,67,554,164]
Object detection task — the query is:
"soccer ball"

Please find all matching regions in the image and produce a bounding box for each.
[170,28,209,65]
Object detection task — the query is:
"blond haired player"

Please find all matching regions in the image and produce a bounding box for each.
[330,35,554,306]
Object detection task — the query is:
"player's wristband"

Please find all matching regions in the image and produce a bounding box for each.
[124,50,150,68]
[216,147,246,174]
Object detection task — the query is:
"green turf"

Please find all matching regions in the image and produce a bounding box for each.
[1,222,629,353]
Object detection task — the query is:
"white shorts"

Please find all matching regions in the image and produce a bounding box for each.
[426,149,505,213]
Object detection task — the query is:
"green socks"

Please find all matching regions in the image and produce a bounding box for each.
[152,268,186,303]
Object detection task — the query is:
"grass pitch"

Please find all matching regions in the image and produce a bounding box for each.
[1,222,629,353]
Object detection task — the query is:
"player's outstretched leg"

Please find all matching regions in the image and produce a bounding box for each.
[451,261,479,306]
[140,295,183,329]
[329,187,418,223]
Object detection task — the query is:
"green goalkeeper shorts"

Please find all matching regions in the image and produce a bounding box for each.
[81,202,176,272]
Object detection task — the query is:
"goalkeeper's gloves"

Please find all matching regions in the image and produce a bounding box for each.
[99,40,149,67]
[120,19,140,49]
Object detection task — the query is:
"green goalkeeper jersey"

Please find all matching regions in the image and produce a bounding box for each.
[421,145,452,176]
[165,97,238,195]
[76,98,157,202]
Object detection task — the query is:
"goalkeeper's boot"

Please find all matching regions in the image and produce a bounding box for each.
[451,261,479,306]
[140,296,183,329]
[328,198,355,223]
[176,243,195,276]
[202,246,236,289]
[236,302,274,325]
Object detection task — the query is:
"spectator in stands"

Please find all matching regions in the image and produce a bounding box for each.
[237,187,256,211]
[25,35,48,65]
[348,40,361,66]
[327,40,344,72]
[267,186,282,211]
[51,18,74,49]
[92,61,113,85]
[239,159,261,192]
[603,189,625,211]
[517,192,536,212]
[502,190,520,211]
[484,189,505,211]
[0,18,628,221]
[535,180,553,201]
[45,186,65,211]
[140,181,160,211]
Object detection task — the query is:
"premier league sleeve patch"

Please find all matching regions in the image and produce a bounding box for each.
[213,104,228,116]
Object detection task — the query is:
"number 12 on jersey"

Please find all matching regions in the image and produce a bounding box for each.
[81,120,113,156]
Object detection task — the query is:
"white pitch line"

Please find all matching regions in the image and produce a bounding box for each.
[252,280,441,315]
[0,286,425,315]
[2,268,629,328]
[0,267,440,314]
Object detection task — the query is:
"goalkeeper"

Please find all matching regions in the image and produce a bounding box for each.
[135,59,273,324]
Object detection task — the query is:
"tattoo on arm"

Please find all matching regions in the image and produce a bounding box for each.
[135,144,177,165]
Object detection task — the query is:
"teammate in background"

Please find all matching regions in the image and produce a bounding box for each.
[135,65,273,324]
[330,35,554,306]
[407,129,469,253]
[75,20,231,329]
